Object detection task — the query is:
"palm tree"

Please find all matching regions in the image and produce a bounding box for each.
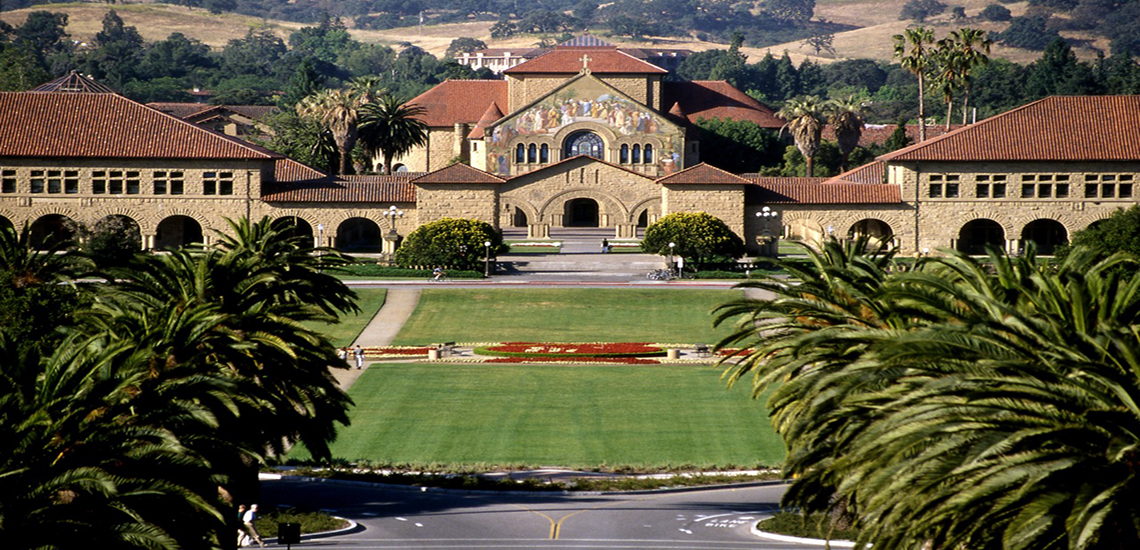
[296,78,384,175]
[715,243,1140,549]
[777,96,828,177]
[893,27,935,142]
[948,28,992,125]
[931,39,962,131]
[357,94,430,175]
[827,96,866,172]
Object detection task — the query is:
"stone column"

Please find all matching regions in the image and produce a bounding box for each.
[528,224,549,239]
[144,234,156,250]
[382,231,400,255]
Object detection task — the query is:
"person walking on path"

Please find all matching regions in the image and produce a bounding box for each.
[354,344,365,369]
[236,504,249,547]
[242,504,265,548]
[601,238,609,253]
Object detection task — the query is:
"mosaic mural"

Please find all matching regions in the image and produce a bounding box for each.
[484,77,684,176]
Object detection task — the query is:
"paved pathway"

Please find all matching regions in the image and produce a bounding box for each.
[331,287,421,390]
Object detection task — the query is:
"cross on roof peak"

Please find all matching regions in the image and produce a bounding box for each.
[579,54,592,74]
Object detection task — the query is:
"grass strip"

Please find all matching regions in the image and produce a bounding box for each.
[756,512,860,542]
[301,288,386,348]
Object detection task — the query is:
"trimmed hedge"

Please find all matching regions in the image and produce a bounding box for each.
[339,264,483,278]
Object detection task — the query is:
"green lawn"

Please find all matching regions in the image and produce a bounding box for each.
[312,363,783,469]
[303,288,387,348]
[392,288,742,345]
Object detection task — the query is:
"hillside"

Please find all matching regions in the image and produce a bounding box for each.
[0,0,1109,65]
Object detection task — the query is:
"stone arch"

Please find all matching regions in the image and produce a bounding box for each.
[155,215,204,249]
[564,197,600,227]
[783,216,827,247]
[505,199,540,227]
[336,217,382,252]
[91,214,143,253]
[538,188,630,227]
[629,197,662,226]
[144,209,210,237]
[957,218,1005,255]
[958,210,1015,239]
[29,214,81,250]
[276,216,315,242]
[1020,219,1068,255]
[846,218,896,249]
[91,206,147,233]
[564,131,605,160]
[551,122,619,163]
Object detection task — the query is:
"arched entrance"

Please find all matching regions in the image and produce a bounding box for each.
[155,215,204,249]
[564,131,604,160]
[848,218,895,250]
[1021,219,1068,255]
[336,218,381,251]
[277,216,314,243]
[29,214,80,250]
[513,208,529,227]
[785,218,825,248]
[957,219,1005,255]
[564,198,599,227]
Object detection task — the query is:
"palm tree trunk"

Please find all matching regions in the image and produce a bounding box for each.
[806,156,814,177]
[917,74,927,142]
[946,100,953,131]
[962,86,972,125]
[339,146,352,175]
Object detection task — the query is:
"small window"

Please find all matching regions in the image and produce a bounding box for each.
[109,171,123,194]
[1102,183,1115,198]
[977,174,991,182]
[47,170,61,194]
[30,170,44,193]
[527,144,536,164]
[64,171,78,194]
[515,144,525,163]
[993,183,1007,198]
[644,144,653,163]
[1085,184,1098,198]
[1121,183,1133,198]
[620,144,629,163]
[1,169,16,193]
[540,144,549,163]
[929,183,943,198]
[1021,184,1035,198]
[1038,183,1052,198]
[92,170,107,194]
[930,174,944,182]
[946,183,959,198]
[976,183,990,198]
[170,172,184,195]
[126,172,140,194]
[632,144,641,164]
[1056,183,1069,198]
[1022,174,1036,182]
[1104,174,1117,182]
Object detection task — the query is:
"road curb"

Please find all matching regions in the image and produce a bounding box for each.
[749,514,858,547]
[262,514,358,544]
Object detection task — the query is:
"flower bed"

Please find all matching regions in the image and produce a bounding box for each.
[359,346,433,358]
[474,342,667,359]
[485,356,661,364]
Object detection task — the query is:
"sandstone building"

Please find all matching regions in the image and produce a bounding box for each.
[2,66,1138,259]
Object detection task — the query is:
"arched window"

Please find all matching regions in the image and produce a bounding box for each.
[564,131,605,159]
[527,144,537,163]
[515,144,525,163]
[644,144,653,163]
[620,144,629,163]
[632,144,641,164]
[540,144,549,163]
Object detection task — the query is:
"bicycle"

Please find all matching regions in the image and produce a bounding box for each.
[646,269,674,281]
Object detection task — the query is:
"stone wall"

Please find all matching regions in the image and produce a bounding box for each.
[413,183,500,228]
[662,184,745,239]
[500,158,659,233]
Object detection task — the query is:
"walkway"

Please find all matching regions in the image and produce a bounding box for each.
[331,288,421,390]
[496,228,665,281]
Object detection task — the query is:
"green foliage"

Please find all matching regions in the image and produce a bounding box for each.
[758,512,861,541]
[393,218,506,271]
[641,212,745,267]
[445,37,487,59]
[993,15,1064,51]
[716,240,1140,549]
[84,215,142,268]
[694,117,783,172]
[253,507,348,537]
[1058,205,1140,267]
[980,3,1012,21]
[899,0,947,23]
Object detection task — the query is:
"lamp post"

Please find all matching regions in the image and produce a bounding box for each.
[756,206,779,257]
[668,241,675,274]
[316,223,324,248]
[484,240,492,278]
[382,206,404,257]
[383,205,404,234]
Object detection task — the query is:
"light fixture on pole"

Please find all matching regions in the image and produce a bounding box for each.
[756,206,779,257]
[383,205,404,234]
[316,223,324,248]
[484,240,492,278]
[668,241,675,274]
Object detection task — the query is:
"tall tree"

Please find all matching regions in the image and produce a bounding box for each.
[357,94,429,175]
[827,95,866,172]
[946,28,992,125]
[893,27,936,142]
[777,95,828,177]
[296,81,377,175]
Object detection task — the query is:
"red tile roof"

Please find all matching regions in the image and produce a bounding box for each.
[504,48,667,75]
[407,80,508,128]
[662,81,784,129]
[185,105,278,122]
[822,123,958,148]
[751,180,902,204]
[656,162,751,185]
[881,95,1140,162]
[0,92,281,160]
[148,102,213,118]
[468,102,505,139]
[261,179,416,203]
[412,162,505,184]
[273,158,332,184]
[823,161,886,185]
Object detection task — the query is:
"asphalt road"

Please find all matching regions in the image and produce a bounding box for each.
[262,478,806,549]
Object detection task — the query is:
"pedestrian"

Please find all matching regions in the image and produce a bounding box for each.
[242,504,264,548]
[338,347,348,361]
[354,344,365,369]
[601,238,609,253]
[236,504,249,547]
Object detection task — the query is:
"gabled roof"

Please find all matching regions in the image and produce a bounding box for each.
[148,102,214,118]
[468,102,505,139]
[559,34,614,47]
[412,162,505,184]
[822,123,958,148]
[506,154,657,183]
[30,72,119,94]
[407,80,509,127]
[661,81,783,129]
[264,160,418,202]
[504,48,668,75]
[751,179,902,204]
[185,104,278,121]
[881,95,1140,162]
[0,92,280,160]
[823,160,886,185]
[273,158,333,184]
[656,162,751,185]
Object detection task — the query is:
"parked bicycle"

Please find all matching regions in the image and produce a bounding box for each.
[646,269,674,281]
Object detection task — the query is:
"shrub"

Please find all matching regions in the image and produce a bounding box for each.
[899,0,948,22]
[393,218,507,271]
[641,212,745,269]
[981,4,1012,21]
[85,215,141,267]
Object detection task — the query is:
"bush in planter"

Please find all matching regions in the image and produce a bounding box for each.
[393,218,507,271]
[641,212,745,270]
